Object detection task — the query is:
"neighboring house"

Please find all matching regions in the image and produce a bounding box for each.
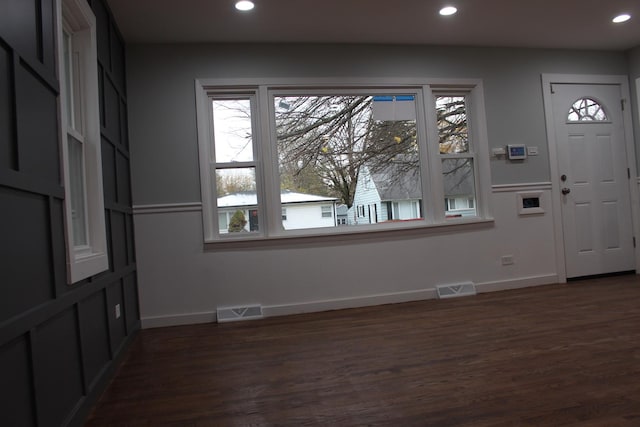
[336,204,349,225]
[352,162,422,225]
[442,159,477,218]
[352,160,476,224]
[218,190,338,232]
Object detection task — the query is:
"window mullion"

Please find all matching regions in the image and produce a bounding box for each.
[467,87,492,220]
[197,88,216,240]
[421,85,444,222]
[261,86,282,236]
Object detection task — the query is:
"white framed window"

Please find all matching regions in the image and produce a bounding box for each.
[446,197,479,211]
[567,97,608,122]
[321,205,333,218]
[445,198,456,210]
[436,94,478,219]
[195,79,491,244]
[57,0,108,283]
[392,202,400,220]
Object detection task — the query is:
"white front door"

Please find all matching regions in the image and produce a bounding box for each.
[551,83,634,278]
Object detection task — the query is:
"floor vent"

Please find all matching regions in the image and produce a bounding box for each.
[216,305,263,323]
[436,282,476,299]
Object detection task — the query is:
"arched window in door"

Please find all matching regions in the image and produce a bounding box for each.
[567,98,608,121]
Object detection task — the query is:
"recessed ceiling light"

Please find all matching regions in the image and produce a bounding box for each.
[439,6,458,16]
[235,0,254,11]
[612,13,631,23]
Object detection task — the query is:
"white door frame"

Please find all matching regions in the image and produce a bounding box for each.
[542,74,640,282]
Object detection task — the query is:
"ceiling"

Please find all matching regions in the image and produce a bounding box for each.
[106,0,640,51]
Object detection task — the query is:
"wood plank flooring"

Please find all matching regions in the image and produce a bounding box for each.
[85,275,640,426]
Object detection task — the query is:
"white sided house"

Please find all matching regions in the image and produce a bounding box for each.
[352,160,476,224]
[217,190,338,233]
[351,163,421,224]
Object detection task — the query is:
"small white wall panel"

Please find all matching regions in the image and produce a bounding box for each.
[575,203,593,252]
[597,135,614,183]
[603,201,620,249]
[569,135,588,184]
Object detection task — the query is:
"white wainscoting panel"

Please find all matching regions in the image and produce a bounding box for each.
[134,185,559,328]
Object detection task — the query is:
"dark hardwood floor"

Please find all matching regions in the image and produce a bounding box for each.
[85,275,640,426]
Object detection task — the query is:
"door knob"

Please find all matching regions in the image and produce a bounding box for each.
[561,188,571,195]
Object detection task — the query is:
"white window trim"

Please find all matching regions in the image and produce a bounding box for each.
[57,0,108,283]
[195,78,493,247]
[433,91,480,221]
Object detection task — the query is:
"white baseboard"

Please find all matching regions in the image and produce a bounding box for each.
[262,288,439,318]
[141,311,216,329]
[475,274,559,293]
[140,274,559,328]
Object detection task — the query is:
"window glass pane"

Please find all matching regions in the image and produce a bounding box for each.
[63,29,83,135]
[448,198,456,210]
[274,94,422,229]
[68,135,87,246]
[71,49,83,135]
[218,212,228,231]
[436,96,468,154]
[443,158,476,218]
[216,168,257,234]
[321,205,333,218]
[63,29,74,129]
[411,201,419,218]
[567,98,608,122]
[212,99,254,163]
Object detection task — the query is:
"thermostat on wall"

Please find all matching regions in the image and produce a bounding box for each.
[507,144,527,160]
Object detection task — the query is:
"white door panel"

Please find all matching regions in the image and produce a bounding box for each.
[552,83,634,278]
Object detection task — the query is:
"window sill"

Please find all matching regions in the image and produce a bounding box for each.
[68,251,109,284]
[204,217,495,251]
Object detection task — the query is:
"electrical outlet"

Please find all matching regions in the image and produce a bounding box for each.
[501,255,514,265]
[115,304,121,319]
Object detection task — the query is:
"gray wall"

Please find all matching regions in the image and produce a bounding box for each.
[628,46,640,171]
[127,43,629,205]
[0,1,139,426]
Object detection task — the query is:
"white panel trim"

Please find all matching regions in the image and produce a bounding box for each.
[132,184,556,216]
[517,191,545,215]
[132,183,558,215]
[140,274,559,328]
[133,202,203,215]
[135,184,556,214]
[492,182,552,192]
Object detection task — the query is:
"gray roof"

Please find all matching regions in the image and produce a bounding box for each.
[368,158,474,200]
[442,159,475,197]
[370,162,421,201]
[336,204,349,216]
